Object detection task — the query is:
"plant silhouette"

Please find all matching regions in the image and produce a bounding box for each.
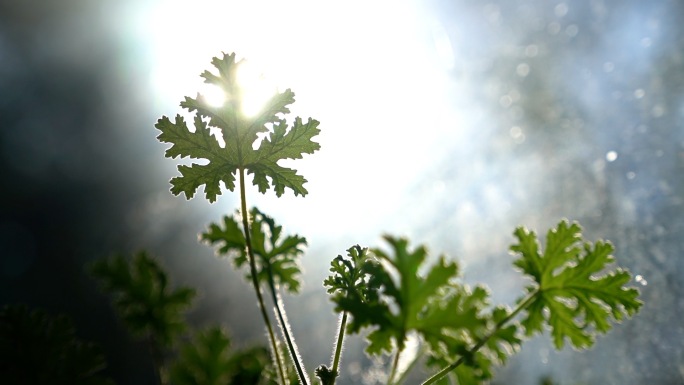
[149,52,642,385]
[0,52,643,385]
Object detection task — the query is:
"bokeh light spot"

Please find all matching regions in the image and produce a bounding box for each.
[517,62,530,77]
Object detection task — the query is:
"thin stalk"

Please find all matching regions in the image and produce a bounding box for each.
[331,312,348,377]
[420,290,539,385]
[267,268,310,385]
[238,168,286,385]
[146,336,164,385]
[387,347,402,385]
[392,346,424,385]
[318,312,347,385]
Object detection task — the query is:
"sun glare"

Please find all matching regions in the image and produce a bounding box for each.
[196,61,278,114]
[235,61,278,117]
[145,0,287,116]
[198,83,226,107]
[143,0,462,239]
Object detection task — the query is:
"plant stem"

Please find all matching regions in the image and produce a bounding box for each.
[420,290,539,385]
[331,312,348,378]
[392,346,424,385]
[147,336,164,385]
[267,269,310,385]
[387,347,402,385]
[238,168,286,385]
[318,312,347,385]
[268,276,309,385]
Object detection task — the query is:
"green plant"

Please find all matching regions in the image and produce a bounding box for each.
[0,304,114,385]
[89,251,196,383]
[152,52,642,385]
[89,251,277,385]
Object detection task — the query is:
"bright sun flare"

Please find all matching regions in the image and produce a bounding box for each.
[235,62,279,116]
[144,0,458,237]
[197,63,277,116]
[197,83,225,107]
[145,0,281,116]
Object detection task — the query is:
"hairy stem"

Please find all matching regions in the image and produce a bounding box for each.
[238,168,286,385]
[420,290,539,385]
[267,268,310,385]
[331,312,348,378]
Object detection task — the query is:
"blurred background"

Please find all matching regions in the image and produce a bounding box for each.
[1,0,682,383]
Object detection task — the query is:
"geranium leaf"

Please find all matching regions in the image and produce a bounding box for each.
[511,220,643,349]
[155,53,320,202]
[88,251,196,347]
[202,207,305,293]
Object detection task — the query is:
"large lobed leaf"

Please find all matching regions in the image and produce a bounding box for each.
[510,220,642,349]
[202,207,306,293]
[155,52,321,202]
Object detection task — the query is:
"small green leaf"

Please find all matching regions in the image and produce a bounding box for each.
[88,251,196,347]
[202,207,306,293]
[170,326,270,385]
[511,220,643,349]
[323,245,374,303]
[202,214,247,266]
[155,52,320,201]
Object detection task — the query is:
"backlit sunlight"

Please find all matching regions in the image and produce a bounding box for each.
[198,83,225,107]
[141,0,465,241]
[7,1,682,384]
[196,61,278,115]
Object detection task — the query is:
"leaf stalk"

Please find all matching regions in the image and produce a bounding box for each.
[420,289,539,385]
[267,266,310,385]
[238,167,286,385]
[331,312,347,378]
[387,348,402,385]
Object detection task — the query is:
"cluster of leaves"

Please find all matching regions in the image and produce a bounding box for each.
[155,52,321,202]
[202,207,306,293]
[151,52,643,385]
[324,239,520,385]
[323,221,642,384]
[89,252,276,385]
[156,52,321,385]
[1,50,645,385]
[202,207,310,384]
[0,305,114,385]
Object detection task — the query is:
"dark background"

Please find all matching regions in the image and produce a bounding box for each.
[1,1,683,384]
